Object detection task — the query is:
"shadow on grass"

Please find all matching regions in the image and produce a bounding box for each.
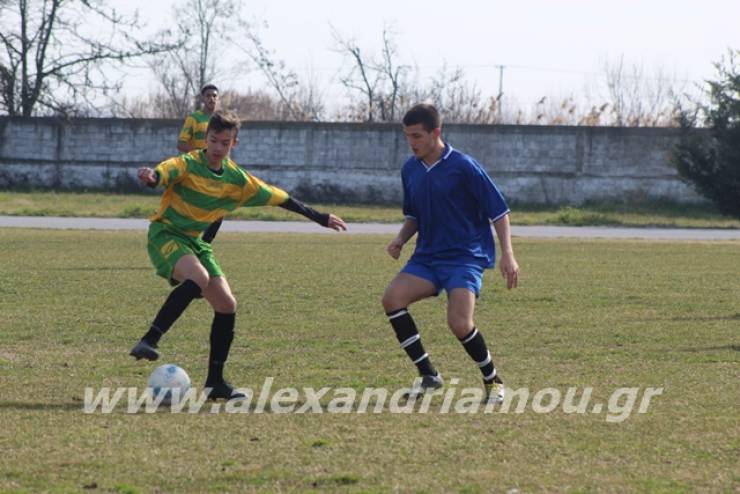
[675,344,740,353]
[49,267,149,271]
[636,313,740,322]
[0,401,83,411]
[672,313,740,321]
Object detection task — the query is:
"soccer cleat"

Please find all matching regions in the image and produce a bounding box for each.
[404,373,444,399]
[129,340,160,361]
[484,375,505,404]
[205,381,247,401]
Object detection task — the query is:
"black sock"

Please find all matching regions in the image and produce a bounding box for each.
[201,218,223,244]
[459,327,497,383]
[387,308,437,377]
[206,312,235,385]
[142,279,202,345]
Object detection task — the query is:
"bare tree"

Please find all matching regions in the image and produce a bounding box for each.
[603,56,685,126]
[331,25,414,122]
[0,0,176,116]
[578,103,610,126]
[331,27,500,124]
[331,26,383,122]
[221,88,281,120]
[148,0,243,117]
[375,27,409,122]
[120,11,325,121]
[410,63,500,124]
[238,28,324,121]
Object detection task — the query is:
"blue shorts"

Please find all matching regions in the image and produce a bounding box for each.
[401,258,487,297]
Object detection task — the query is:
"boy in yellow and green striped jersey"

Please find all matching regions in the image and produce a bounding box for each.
[130,110,347,400]
[177,84,219,154]
[178,84,225,246]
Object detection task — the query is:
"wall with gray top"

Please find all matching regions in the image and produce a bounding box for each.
[0,117,700,204]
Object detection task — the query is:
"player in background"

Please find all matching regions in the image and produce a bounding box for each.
[381,103,519,403]
[130,110,347,400]
[178,84,223,244]
[177,84,220,154]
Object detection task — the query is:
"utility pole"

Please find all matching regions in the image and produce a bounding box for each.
[495,65,506,120]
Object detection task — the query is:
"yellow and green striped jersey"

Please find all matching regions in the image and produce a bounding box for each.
[178,110,211,150]
[150,150,289,237]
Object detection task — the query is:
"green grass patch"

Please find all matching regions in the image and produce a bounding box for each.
[0,190,405,223]
[2,190,740,228]
[0,229,738,492]
[510,200,740,228]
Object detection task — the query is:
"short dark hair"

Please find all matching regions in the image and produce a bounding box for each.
[402,103,441,132]
[206,110,240,137]
[200,84,218,95]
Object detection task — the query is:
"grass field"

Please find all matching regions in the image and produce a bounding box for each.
[0,228,738,493]
[2,191,740,229]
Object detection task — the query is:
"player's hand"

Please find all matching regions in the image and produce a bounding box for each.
[326,214,347,231]
[137,167,157,185]
[387,237,404,259]
[499,251,519,289]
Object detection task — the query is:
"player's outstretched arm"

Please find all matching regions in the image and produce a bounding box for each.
[279,197,347,231]
[492,214,519,289]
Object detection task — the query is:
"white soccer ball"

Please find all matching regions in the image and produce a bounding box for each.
[147,364,191,405]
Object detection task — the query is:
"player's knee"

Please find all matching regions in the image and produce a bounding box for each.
[381,289,402,313]
[187,271,209,292]
[211,293,237,314]
[223,295,237,313]
[447,314,472,334]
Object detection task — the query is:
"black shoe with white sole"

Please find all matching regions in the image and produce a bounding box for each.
[129,340,160,361]
[205,381,247,401]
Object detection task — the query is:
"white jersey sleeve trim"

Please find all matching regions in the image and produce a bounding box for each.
[490,209,511,224]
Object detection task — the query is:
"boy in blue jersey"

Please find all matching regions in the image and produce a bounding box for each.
[382,103,519,403]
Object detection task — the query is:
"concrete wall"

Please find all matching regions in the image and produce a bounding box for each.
[0,116,700,204]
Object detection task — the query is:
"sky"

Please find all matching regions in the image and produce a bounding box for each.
[117,0,740,114]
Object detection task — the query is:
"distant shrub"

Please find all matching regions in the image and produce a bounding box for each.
[673,50,740,218]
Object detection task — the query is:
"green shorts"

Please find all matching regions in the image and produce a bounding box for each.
[147,221,224,284]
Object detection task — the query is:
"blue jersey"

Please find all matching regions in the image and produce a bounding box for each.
[401,144,510,268]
